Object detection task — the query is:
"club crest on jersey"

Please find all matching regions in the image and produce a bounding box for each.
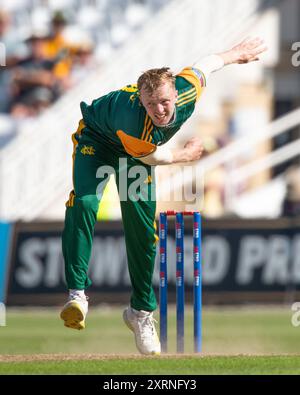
[80,145,95,155]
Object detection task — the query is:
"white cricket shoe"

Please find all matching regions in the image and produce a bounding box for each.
[60,294,88,330]
[123,307,161,355]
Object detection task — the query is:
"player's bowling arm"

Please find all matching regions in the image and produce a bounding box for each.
[173,136,204,163]
[138,137,203,165]
[138,145,174,165]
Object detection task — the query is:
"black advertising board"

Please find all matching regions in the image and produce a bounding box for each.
[6,218,300,305]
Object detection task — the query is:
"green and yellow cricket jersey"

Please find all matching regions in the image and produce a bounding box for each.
[79,67,206,158]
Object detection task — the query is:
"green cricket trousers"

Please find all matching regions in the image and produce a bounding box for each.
[62,126,158,311]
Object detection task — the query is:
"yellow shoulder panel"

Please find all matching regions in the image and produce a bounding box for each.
[121,84,138,93]
[117,130,156,158]
[177,67,205,101]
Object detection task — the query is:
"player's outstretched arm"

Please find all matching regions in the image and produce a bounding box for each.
[193,37,267,81]
[217,37,267,65]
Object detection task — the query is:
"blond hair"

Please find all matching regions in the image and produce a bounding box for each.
[137,67,175,94]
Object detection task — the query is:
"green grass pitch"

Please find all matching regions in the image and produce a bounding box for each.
[0,305,300,374]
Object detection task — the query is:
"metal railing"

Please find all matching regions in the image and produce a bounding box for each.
[160,107,300,211]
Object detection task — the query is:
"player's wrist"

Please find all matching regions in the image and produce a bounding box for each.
[217,50,236,66]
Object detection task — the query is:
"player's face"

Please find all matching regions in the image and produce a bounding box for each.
[140,82,178,126]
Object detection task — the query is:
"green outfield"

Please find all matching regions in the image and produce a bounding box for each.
[0,305,300,374]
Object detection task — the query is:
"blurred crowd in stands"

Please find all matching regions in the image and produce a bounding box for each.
[0,8,96,120]
[0,0,170,146]
[3,11,78,117]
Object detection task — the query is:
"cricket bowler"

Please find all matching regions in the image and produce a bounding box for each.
[60,37,267,355]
